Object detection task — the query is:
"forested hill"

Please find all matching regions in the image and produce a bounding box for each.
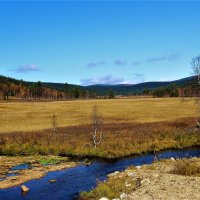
[0,75,91,99]
[0,74,195,99]
[0,75,81,89]
[85,76,195,96]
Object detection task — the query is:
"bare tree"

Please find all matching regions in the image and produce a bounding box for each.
[192,55,200,85]
[52,114,57,134]
[92,104,103,148]
[192,55,200,130]
[192,56,200,102]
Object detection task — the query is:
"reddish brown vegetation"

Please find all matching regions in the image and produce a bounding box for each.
[0,118,199,158]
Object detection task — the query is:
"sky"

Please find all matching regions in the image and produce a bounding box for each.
[0,1,200,85]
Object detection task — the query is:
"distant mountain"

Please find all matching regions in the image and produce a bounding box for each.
[85,76,195,95]
[0,74,195,96]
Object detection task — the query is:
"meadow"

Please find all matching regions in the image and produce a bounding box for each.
[0,98,200,158]
[0,98,198,133]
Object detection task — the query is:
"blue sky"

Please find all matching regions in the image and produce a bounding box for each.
[0,1,200,85]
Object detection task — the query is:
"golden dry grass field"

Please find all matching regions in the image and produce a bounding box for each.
[0,98,198,133]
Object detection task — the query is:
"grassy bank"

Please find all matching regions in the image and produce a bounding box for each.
[0,98,197,132]
[80,172,137,199]
[80,158,200,200]
[0,119,200,158]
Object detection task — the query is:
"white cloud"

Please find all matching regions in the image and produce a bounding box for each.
[10,64,41,73]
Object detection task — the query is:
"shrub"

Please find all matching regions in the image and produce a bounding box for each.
[171,159,200,176]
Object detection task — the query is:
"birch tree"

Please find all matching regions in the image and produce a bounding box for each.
[192,55,200,129]
[192,55,200,85]
[92,104,103,148]
[52,114,57,134]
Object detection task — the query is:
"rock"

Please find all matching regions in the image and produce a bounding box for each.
[120,193,128,199]
[99,197,109,200]
[127,172,134,177]
[136,166,141,170]
[197,121,200,129]
[125,183,131,187]
[49,179,57,183]
[21,185,29,192]
[107,171,120,178]
[171,157,175,161]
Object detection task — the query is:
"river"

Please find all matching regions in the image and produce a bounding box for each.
[0,148,200,200]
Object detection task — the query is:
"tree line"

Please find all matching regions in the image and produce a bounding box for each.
[142,78,200,98]
[0,75,93,100]
[1,54,200,100]
[0,76,197,100]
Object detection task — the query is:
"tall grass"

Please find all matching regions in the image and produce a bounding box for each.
[0,119,199,158]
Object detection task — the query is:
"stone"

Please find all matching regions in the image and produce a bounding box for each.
[49,179,57,183]
[21,185,29,192]
[171,157,175,161]
[99,197,109,200]
[125,183,132,187]
[120,193,128,199]
[197,121,200,129]
[127,172,134,177]
[136,166,141,170]
[107,171,120,178]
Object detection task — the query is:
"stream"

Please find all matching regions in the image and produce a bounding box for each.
[0,148,200,200]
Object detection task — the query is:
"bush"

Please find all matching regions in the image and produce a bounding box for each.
[171,159,200,176]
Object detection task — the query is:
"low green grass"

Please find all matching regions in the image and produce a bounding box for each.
[80,174,136,199]
[38,157,64,165]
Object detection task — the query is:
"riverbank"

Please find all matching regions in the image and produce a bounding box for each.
[1,149,199,200]
[0,155,77,189]
[80,157,200,200]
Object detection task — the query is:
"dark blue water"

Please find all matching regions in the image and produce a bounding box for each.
[3,164,30,180]
[6,173,18,177]
[10,164,30,171]
[0,148,200,200]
